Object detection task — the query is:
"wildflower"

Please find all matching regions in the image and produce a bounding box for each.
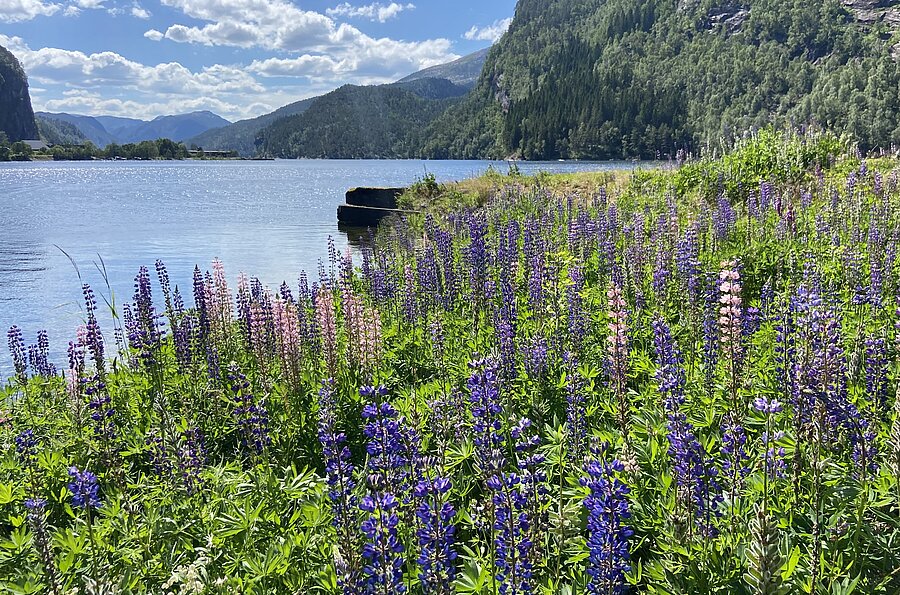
[359,493,405,595]
[177,427,207,495]
[414,477,457,595]
[487,472,532,595]
[581,443,632,595]
[25,498,62,595]
[653,317,722,536]
[315,287,338,375]
[8,325,27,382]
[607,283,629,440]
[67,467,101,510]
[467,359,506,477]
[228,367,270,457]
[564,353,588,463]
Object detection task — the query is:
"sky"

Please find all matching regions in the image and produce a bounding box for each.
[0,0,516,121]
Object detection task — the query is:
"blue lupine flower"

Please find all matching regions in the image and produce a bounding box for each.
[414,477,457,594]
[229,366,270,456]
[15,429,38,467]
[67,467,101,510]
[467,359,506,477]
[581,443,633,595]
[653,317,723,536]
[487,472,533,595]
[7,325,27,382]
[360,493,405,595]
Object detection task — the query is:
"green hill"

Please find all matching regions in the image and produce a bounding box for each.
[36,115,90,146]
[257,78,469,159]
[0,45,39,142]
[421,0,900,160]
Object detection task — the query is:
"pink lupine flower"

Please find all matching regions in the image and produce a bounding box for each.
[316,286,338,375]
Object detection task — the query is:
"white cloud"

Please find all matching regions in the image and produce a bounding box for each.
[130,2,148,18]
[26,49,260,95]
[326,2,414,23]
[72,0,103,8]
[463,17,511,43]
[149,0,456,75]
[0,0,61,22]
[143,29,164,40]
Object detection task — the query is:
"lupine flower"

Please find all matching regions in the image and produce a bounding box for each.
[67,467,101,510]
[864,335,890,415]
[25,498,62,595]
[720,415,751,488]
[317,380,359,591]
[487,471,533,595]
[229,367,270,457]
[522,336,549,380]
[28,330,56,377]
[343,288,382,372]
[146,432,172,477]
[607,283,629,439]
[360,493,405,595]
[718,261,744,388]
[564,353,588,463]
[414,477,457,594]
[467,359,506,477]
[581,442,632,595]
[177,426,207,495]
[315,287,338,375]
[361,387,408,491]
[702,273,719,395]
[82,284,106,377]
[653,318,722,536]
[8,325,27,382]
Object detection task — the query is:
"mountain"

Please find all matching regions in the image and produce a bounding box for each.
[36,112,118,146]
[36,111,230,147]
[257,78,469,159]
[187,48,490,156]
[186,97,317,156]
[0,45,39,142]
[397,47,490,88]
[421,0,900,160]
[122,111,230,143]
[36,115,90,145]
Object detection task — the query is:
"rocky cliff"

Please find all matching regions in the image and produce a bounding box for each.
[0,45,39,142]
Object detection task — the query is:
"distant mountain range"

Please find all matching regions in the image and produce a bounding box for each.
[34,110,231,147]
[187,48,490,157]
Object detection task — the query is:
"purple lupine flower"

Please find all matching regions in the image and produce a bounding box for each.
[85,373,115,444]
[27,330,56,377]
[522,337,548,380]
[360,384,408,595]
[8,325,27,382]
[487,471,533,595]
[567,265,587,351]
[414,477,457,594]
[720,415,751,487]
[146,432,172,477]
[130,266,164,367]
[653,317,723,536]
[467,215,488,302]
[564,353,588,463]
[467,359,506,477]
[177,426,207,495]
[67,467,101,510]
[24,498,62,594]
[155,259,174,317]
[702,273,719,395]
[864,336,890,415]
[228,366,270,457]
[676,224,701,306]
[713,196,736,240]
[15,429,38,470]
[762,431,787,480]
[495,317,517,382]
[581,442,632,595]
[82,284,105,377]
[511,417,548,578]
[317,380,360,590]
[360,493,405,595]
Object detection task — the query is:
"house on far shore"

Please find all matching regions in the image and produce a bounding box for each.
[23,140,48,151]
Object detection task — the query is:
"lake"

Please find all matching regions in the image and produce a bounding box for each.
[0,158,642,373]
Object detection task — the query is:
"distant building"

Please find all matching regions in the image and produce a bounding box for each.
[23,140,48,151]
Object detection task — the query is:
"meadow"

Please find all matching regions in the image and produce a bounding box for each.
[3,131,900,594]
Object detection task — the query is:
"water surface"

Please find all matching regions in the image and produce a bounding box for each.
[0,158,642,372]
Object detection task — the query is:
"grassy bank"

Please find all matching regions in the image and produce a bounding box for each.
[4,130,900,594]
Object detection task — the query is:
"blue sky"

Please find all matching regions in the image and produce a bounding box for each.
[0,0,515,121]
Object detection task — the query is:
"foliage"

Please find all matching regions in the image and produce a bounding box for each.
[423,0,900,160]
[4,136,900,595]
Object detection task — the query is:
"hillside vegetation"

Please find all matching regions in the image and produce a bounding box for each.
[422,0,900,160]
